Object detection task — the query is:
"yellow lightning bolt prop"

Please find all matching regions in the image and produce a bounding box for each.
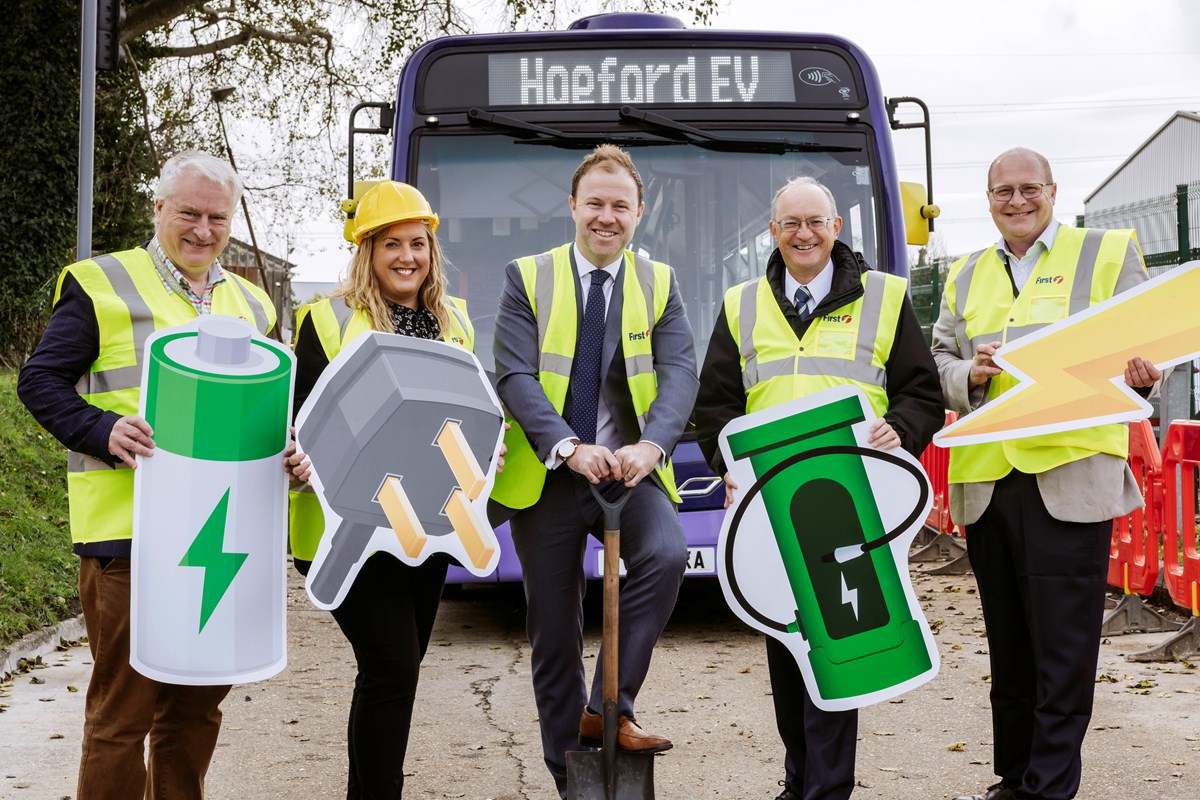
[935,261,1200,447]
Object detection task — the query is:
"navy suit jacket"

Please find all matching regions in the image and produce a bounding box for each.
[493,246,698,484]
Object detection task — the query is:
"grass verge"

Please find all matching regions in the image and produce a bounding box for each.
[0,369,78,648]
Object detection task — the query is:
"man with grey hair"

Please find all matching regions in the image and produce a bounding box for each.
[933,147,1160,800]
[695,175,943,800]
[18,150,274,800]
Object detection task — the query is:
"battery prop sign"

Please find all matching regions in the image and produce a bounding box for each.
[717,385,939,711]
[296,332,505,611]
[131,316,294,685]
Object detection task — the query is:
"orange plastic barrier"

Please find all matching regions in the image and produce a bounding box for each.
[919,411,961,536]
[1107,420,1164,595]
[1160,420,1200,616]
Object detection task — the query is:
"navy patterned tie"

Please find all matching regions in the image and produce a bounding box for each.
[794,285,813,322]
[571,269,610,445]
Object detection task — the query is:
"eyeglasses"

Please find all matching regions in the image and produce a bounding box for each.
[987,182,1054,202]
[774,217,832,234]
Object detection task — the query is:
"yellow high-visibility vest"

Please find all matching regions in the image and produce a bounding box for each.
[287,294,473,561]
[723,270,907,416]
[490,243,679,510]
[943,226,1139,484]
[62,248,275,544]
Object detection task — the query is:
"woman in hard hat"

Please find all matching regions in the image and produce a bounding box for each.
[284,180,487,797]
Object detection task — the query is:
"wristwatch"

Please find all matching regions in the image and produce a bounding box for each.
[557,439,579,461]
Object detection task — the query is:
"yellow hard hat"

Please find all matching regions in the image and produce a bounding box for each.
[349,181,439,244]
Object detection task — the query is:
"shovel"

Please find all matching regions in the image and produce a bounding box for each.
[565,482,657,800]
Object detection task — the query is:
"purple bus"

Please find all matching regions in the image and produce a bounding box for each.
[344,12,935,584]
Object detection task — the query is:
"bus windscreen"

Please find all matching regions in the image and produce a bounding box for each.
[413,133,877,373]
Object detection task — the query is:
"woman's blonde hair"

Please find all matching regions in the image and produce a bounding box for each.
[334,220,451,335]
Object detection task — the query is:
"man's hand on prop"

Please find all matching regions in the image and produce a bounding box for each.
[1124,356,1162,389]
[109,414,155,469]
[614,441,660,488]
[496,423,510,474]
[867,419,901,451]
[969,340,1004,387]
[567,443,620,484]
[722,472,738,510]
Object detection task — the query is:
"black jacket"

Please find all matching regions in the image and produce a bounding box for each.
[695,241,944,474]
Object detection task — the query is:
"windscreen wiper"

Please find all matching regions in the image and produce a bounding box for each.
[467,108,584,140]
[467,108,677,149]
[618,105,862,154]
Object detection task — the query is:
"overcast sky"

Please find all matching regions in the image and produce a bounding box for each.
[287,0,1200,282]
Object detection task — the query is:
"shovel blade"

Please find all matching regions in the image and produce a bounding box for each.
[565,748,656,800]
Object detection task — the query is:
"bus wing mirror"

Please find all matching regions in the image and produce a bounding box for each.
[342,180,383,243]
[900,182,940,246]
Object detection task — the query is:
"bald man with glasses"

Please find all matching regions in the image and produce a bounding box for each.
[932,147,1162,800]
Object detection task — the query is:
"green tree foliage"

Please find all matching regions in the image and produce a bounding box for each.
[0,1,153,365]
[0,0,712,363]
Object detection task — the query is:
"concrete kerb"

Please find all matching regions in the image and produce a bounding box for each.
[0,615,87,681]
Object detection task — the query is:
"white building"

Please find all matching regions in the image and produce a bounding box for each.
[1083,111,1200,273]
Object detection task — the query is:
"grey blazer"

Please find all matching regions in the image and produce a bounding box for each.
[930,229,1151,526]
[493,246,698,488]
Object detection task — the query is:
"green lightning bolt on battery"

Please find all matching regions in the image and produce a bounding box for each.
[719,389,937,709]
[130,316,294,686]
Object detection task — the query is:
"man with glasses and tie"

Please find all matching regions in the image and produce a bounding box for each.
[489,144,698,799]
[932,147,1160,800]
[695,175,942,800]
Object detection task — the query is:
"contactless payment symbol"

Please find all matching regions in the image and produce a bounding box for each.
[717,385,940,711]
[297,333,505,611]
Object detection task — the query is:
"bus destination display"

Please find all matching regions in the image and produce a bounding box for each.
[488,50,797,106]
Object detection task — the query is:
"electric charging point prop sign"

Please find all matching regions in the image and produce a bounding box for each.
[717,385,940,711]
[296,333,504,611]
[131,317,295,686]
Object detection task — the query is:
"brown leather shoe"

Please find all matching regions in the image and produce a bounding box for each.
[578,707,672,753]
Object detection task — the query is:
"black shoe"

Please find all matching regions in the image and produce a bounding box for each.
[774,781,801,800]
[953,784,1015,800]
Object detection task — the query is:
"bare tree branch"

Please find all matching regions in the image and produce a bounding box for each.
[157,25,332,58]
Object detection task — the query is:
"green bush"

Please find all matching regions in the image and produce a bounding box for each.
[0,370,77,647]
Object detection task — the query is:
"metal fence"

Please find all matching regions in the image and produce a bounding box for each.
[1082,181,1200,276]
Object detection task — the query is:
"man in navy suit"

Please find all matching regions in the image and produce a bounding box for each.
[490,144,698,798]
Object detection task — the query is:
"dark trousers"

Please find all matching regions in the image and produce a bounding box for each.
[965,470,1111,800]
[766,636,857,800]
[505,470,687,797]
[326,552,448,800]
[77,556,231,800]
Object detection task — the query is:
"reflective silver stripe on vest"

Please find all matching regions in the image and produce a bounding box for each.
[74,254,157,399]
[329,295,355,341]
[77,364,143,396]
[229,274,270,333]
[448,303,468,336]
[1068,229,1106,316]
[952,249,988,360]
[970,332,1004,351]
[68,451,128,473]
[737,280,762,390]
[631,254,657,347]
[532,253,563,375]
[856,272,888,388]
[755,355,885,386]
[1006,323,1046,340]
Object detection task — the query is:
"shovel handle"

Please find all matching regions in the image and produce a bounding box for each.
[588,483,630,739]
[588,482,631,531]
